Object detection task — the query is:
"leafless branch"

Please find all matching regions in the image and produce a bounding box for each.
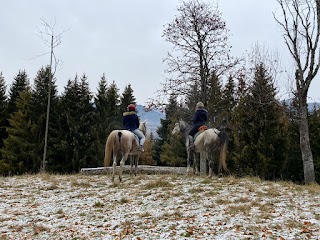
[159,0,238,105]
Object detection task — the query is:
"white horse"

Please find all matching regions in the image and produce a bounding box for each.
[104,122,146,182]
[172,120,228,177]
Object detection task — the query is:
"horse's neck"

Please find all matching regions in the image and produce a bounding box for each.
[181,123,191,139]
[139,123,146,135]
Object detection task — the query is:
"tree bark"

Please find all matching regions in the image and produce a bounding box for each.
[298,88,315,183]
[275,0,318,184]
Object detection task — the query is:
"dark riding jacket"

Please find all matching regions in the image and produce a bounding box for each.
[189,109,208,137]
[192,109,208,125]
[123,111,139,131]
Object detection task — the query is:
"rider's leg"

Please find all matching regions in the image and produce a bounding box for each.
[188,125,199,151]
[133,128,145,151]
[188,135,194,151]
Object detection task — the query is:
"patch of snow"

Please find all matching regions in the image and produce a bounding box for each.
[0,174,319,239]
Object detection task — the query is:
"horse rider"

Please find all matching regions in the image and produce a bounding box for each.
[188,102,208,151]
[123,104,145,152]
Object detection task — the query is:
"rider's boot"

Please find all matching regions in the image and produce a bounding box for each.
[138,145,144,152]
[138,140,144,152]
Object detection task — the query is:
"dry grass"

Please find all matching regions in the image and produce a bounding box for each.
[142,178,173,189]
[0,173,319,239]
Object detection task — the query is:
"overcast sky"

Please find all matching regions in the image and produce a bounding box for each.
[0,0,319,104]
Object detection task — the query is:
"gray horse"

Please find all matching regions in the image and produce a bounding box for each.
[172,120,228,177]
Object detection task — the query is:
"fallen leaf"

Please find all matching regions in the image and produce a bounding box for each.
[301,227,311,233]
[303,221,312,226]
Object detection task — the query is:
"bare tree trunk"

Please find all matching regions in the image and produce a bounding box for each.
[41,35,53,172]
[35,18,67,172]
[297,82,315,183]
[275,0,318,184]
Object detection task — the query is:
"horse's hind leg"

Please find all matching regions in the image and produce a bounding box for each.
[208,154,214,178]
[193,153,199,175]
[186,149,192,175]
[130,155,134,176]
[119,153,129,182]
[134,155,139,176]
[129,155,138,176]
[111,155,117,182]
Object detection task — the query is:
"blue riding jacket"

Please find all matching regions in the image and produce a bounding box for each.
[189,109,208,137]
[123,111,139,131]
[192,109,208,125]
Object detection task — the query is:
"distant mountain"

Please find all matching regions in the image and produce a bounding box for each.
[282,99,319,112]
[308,102,320,112]
[136,105,165,137]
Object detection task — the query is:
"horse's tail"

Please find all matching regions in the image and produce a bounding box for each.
[218,131,228,171]
[118,131,122,151]
[104,131,118,167]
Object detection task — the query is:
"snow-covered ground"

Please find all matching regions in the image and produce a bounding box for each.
[0,173,319,239]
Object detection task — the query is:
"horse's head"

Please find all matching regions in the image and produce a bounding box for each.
[172,121,181,135]
[139,121,147,135]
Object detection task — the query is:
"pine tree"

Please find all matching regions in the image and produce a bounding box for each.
[52,75,84,172]
[232,63,288,180]
[77,74,96,168]
[0,72,8,154]
[105,81,121,131]
[0,71,33,174]
[185,84,201,119]
[153,95,184,165]
[160,137,186,166]
[48,78,76,172]
[207,71,223,126]
[92,77,122,167]
[284,102,303,182]
[93,74,110,166]
[220,75,236,128]
[7,70,29,115]
[54,74,96,172]
[0,87,36,174]
[120,84,136,113]
[218,75,237,171]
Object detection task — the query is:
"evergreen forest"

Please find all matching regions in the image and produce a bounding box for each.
[0,64,319,184]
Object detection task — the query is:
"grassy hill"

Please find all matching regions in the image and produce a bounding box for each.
[0,173,319,239]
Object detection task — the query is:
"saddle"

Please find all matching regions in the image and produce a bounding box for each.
[130,131,140,142]
[193,125,208,140]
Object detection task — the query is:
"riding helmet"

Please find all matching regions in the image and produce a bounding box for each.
[127,104,136,111]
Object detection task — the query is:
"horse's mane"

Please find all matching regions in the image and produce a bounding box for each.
[179,120,187,128]
[179,120,190,131]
